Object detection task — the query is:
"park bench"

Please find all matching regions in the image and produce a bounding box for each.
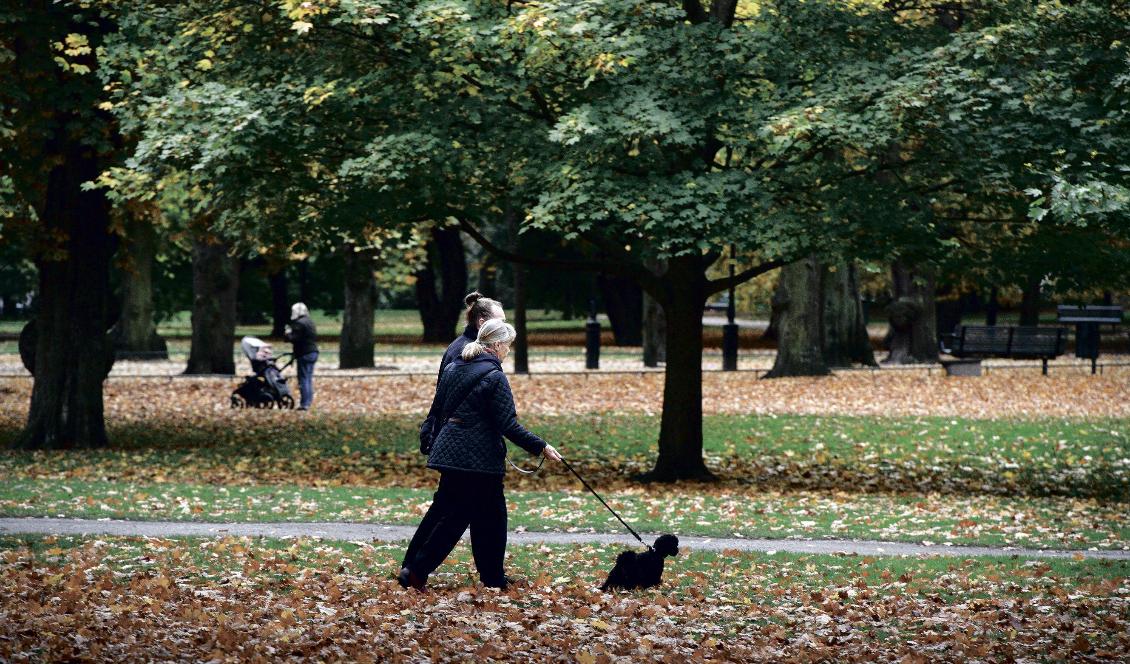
[939,325,1068,376]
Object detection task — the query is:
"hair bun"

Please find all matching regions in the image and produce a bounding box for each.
[464,291,483,307]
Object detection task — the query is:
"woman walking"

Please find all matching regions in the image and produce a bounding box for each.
[399,319,561,591]
[403,291,507,572]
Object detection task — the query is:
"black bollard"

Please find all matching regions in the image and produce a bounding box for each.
[722,323,739,371]
[722,245,738,371]
[585,300,600,370]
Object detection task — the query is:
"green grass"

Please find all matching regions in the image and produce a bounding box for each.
[2,413,1125,498]
[153,309,585,338]
[2,478,1125,550]
[3,534,1125,591]
[0,309,587,339]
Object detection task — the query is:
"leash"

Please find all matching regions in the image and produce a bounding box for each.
[506,453,544,475]
[559,457,648,548]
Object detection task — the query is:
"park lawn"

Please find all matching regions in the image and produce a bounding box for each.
[2,414,1127,499]
[151,309,585,339]
[2,479,1127,551]
[1,535,1126,661]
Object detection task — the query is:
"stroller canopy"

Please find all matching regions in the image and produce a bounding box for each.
[240,336,272,362]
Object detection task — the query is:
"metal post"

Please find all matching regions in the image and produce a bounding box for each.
[585,299,600,370]
[722,244,738,371]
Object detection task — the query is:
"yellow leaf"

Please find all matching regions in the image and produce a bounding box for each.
[591,619,611,631]
[97,101,114,111]
[196,58,213,71]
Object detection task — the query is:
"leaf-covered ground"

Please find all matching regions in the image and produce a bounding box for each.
[3,369,1130,422]
[1,535,1126,662]
[1,373,1127,659]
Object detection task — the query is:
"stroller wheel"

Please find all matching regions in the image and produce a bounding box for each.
[278,395,295,410]
[231,395,245,409]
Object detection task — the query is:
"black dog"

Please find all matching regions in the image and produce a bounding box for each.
[600,534,679,591]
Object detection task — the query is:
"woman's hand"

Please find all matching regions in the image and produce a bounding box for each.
[541,444,562,462]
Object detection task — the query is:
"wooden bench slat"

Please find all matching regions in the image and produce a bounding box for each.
[944,325,1066,359]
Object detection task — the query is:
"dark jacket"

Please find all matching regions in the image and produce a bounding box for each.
[425,354,546,475]
[286,315,318,356]
[438,325,477,379]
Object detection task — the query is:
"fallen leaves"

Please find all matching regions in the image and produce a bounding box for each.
[1,536,1127,662]
[1,369,1129,427]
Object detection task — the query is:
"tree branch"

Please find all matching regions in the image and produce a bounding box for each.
[706,258,785,296]
[455,216,658,286]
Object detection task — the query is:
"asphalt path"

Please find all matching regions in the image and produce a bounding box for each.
[2,518,1127,560]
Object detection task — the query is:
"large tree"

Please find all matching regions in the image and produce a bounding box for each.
[1,3,120,449]
[99,0,1128,481]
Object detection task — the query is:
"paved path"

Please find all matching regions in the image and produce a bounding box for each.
[2,518,1127,560]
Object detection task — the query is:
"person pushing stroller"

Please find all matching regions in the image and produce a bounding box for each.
[284,302,318,410]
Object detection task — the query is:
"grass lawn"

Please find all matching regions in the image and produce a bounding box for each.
[1,413,1126,551]
[2,535,1126,661]
[2,478,1125,550]
[155,309,585,339]
[2,413,1125,499]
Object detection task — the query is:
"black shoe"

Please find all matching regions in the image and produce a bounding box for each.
[397,567,427,591]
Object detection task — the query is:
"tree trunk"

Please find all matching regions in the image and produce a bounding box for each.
[642,290,666,367]
[766,257,829,377]
[415,226,468,343]
[112,218,167,360]
[298,258,311,305]
[477,254,497,297]
[1019,273,1041,327]
[513,261,529,373]
[762,286,784,342]
[934,283,965,339]
[17,142,115,450]
[823,261,876,368]
[340,245,375,369]
[644,255,713,482]
[184,237,238,375]
[985,286,999,326]
[236,258,267,325]
[598,275,643,346]
[506,209,529,373]
[268,265,289,338]
[884,262,939,364]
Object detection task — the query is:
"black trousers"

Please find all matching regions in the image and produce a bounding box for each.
[403,470,507,586]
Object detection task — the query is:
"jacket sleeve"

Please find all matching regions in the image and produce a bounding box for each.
[419,370,447,453]
[287,321,305,345]
[486,374,546,456]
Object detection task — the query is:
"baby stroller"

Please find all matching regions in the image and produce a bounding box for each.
[231,337,296,409]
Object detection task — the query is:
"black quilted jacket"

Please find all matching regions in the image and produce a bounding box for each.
[425,354,546,475]
[438,325,477,379]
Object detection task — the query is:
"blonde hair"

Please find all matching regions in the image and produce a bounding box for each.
[462,318,516,360]
[290,302,309,320]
